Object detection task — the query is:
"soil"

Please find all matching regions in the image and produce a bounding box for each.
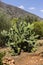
[0,40,43,65]
[2,52,43,65]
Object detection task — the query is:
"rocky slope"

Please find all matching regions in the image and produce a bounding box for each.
[0,1,42,20]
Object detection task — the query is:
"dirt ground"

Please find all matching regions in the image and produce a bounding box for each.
[13,52,43,65]
[0,40,43,65]
[2,52,43,65]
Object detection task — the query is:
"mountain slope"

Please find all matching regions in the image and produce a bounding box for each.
[0,1,42,20]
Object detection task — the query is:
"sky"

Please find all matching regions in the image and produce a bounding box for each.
[1,0,43,18]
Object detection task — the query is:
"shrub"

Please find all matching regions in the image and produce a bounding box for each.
[24,16,38,23]
[1,19,38,55]
[34,21,43,37]
[0,13,11,31]
[0,13,12,46]
[0,30,9,46]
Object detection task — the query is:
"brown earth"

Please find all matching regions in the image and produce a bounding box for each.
[0,40,43,65]
[2,52,43,65]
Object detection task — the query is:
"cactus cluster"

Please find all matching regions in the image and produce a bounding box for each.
[1,19,38,55]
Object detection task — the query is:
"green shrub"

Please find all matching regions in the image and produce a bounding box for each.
[1,30,9,46]
[24,16,38,23]
[0,13,12,46]
[34,21,43,37]
[1,19,38,55]
[0,13,12,31]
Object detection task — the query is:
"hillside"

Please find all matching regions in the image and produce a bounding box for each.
[0,1,42,20]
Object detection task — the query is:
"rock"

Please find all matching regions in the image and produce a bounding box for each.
[2,56,15,65]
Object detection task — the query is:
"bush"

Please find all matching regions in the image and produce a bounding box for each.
[0,13,12,46]
[34,21,43,37]
[1,19,38,55]
[1,30,9,46]
[0,13,12,31]
[24,16,38,23]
